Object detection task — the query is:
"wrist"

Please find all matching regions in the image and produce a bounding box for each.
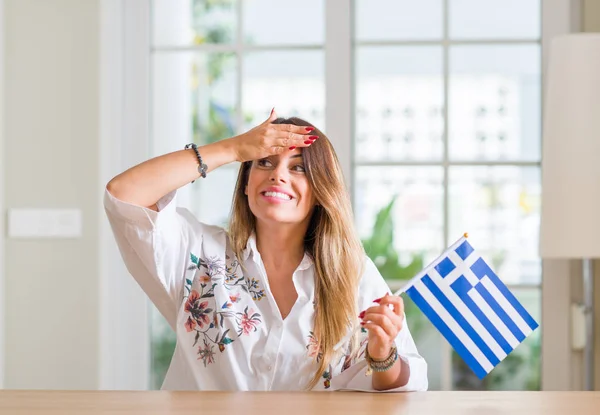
[368,343,395,361]
[201,137,240,167]
[220,137,241,163]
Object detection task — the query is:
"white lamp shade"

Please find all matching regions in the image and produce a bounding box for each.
[540,34,600,258]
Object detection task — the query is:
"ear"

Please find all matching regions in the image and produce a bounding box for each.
[244,185,248,195]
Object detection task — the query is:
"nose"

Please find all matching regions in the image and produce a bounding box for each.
[269,163,289,183]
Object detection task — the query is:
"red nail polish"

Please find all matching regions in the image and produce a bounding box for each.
[304,140,312,144]
[289,146,296,150]
[359,311,365,319]
[309,135,318,140]
[373,298,382,303]
[360,321,366,326]
[305,127,315,132]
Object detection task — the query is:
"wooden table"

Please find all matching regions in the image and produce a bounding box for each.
[1,390,599,414]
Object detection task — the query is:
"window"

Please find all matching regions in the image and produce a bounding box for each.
[353,0,541,390]
[149,0,326,389]
[149,0,542,390]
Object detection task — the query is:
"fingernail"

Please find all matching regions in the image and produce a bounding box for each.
[358,311,365,319]
[309,135,318,140]
[305,127,315,132]
[360,321,366,326]
[304,140,312,144]
[373,297,382,304]
[289,146,296,150]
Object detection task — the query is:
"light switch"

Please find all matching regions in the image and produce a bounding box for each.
[8,208,82,239]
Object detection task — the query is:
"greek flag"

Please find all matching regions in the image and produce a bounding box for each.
[402,236,539,379]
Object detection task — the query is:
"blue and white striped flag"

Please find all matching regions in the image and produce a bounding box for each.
[401,235,539,379]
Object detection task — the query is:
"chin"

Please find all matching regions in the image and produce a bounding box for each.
[257,208,304,225]
[261,213,299,224]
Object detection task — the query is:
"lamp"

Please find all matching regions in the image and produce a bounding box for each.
[540,33,600,391]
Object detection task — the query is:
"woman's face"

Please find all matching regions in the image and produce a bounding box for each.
[245,148,316,226]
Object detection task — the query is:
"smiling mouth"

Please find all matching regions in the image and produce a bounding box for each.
[261,191,293,201]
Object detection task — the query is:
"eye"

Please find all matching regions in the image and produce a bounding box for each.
[257,158,273,168]
[291,164,306,173]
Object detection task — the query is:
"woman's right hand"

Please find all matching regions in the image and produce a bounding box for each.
[232,109,318,162]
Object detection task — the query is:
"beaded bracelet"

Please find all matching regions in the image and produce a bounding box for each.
[184,143,208,183]
[365,345,398,375]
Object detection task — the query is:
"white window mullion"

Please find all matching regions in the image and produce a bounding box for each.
[235,0,244,133]
[153,44,322,53]
[356,39,543,47]
[441,0,453,392]
[325,0,353,192]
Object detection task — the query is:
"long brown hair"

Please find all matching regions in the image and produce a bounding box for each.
[228,117,365,390]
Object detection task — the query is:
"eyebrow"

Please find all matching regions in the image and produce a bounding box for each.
[261,154,303,162]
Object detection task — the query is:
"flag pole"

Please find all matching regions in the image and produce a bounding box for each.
[392,232,469,297]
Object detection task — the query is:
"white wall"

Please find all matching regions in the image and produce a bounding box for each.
[541,0,600,392]
[580,0,600,390]
[3,0,99,389]
[0,0,5,389]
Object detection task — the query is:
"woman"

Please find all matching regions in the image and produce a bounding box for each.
[104,109,428,392]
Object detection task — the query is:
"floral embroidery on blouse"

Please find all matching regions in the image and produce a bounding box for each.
[339,330,370,373]
[245,277,266,301]
[190,253,266,301]
[235,306,262,336]
[184,290,213,332]
[183,252,265,366]
[322,365,333,389]
[198,339,216,367]
[307,326,370,385]
[305,332,349,389]
[306,331,323,362]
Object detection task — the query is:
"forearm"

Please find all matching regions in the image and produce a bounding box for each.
[371,355,410,391]
[107,138,238,208]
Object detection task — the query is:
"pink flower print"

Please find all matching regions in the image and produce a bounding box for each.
[236,306,262,336]
[306,331,323,363]
[184,316,196,332]
[184,290,200,313]
[184,290,213,329]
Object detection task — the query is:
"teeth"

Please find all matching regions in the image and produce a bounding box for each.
[263,191,292,200]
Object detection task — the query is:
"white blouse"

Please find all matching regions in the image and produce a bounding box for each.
[104,188,428,392]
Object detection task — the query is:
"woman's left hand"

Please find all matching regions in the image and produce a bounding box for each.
[360,293,404,360]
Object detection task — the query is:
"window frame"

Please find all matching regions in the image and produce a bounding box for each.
[352,0,542,390]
